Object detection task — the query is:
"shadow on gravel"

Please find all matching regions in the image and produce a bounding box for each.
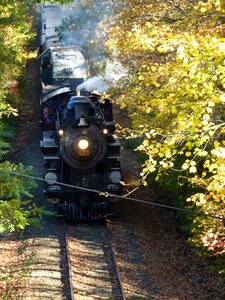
[11,124,70,300]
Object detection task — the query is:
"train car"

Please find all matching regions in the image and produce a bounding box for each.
[39,4,123,220]
[40,4,88,92]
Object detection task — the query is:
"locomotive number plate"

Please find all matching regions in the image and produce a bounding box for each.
[77,149,91,156]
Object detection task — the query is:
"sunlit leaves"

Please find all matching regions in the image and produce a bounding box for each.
[0,1,39,234]
[98,0,225,256]
[0,0,35,155]
[33,0,225,257]
[0,162,39,233]
[0,0,35,116]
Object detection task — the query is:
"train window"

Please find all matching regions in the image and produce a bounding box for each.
[42,57,51,69]
[46,113,54,122]
[41,56,53,85]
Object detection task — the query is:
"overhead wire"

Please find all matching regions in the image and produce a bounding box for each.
[0,169,224,221]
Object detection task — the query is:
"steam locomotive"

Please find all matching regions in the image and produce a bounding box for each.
[39,4,122,220]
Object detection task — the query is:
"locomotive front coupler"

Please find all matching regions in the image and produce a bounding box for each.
[79,195,92,207]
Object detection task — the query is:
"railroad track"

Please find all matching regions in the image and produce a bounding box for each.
[65,221,126,300]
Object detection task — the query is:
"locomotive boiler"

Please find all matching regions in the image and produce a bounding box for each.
[39,4,122,220]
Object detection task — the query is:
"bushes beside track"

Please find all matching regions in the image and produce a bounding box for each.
[0,1,41,234]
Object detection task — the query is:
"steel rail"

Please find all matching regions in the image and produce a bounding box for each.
[105,222,126,300]
[64,222,74,300]
[65,222,126,300]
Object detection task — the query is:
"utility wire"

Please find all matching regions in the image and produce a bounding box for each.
[0,169,224,221]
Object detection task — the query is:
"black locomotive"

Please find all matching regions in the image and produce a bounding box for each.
[39,4,122,220]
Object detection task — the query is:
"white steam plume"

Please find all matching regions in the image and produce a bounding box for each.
[77,59,127,94]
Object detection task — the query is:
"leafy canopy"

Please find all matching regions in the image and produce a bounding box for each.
[0,0,41,234]
[81,0,225,256]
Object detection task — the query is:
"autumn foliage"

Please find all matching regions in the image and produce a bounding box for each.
[0,1,38,233]
[82,0,225,258]
[0,0,224,266]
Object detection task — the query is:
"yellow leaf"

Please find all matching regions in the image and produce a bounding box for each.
[182,162,189,170]
[219,43,225,52]
[189,166,197,173]
[208,100,215,107]
[220,94,225,102]
[206,107,212,114]
[214,141,220,148]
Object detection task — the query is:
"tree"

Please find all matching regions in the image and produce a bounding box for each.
[0,0,40,233]
[0,162,41,233]
[0,0,37,154]
[80,0,225,257]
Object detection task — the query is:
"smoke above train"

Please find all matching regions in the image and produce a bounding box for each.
[42,0,126,95]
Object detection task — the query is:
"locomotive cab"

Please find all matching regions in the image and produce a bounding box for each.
[40,46,88,90]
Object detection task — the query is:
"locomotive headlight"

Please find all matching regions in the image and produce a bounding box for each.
[109,171,122,183]
[45,172,57,185]
[58,129,64,136]
[103,128,108,135]
[78,139,89,150]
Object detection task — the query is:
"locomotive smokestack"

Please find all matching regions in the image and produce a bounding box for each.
[67,96,93,123]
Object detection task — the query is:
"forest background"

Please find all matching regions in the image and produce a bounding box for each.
[0,0,225,275]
